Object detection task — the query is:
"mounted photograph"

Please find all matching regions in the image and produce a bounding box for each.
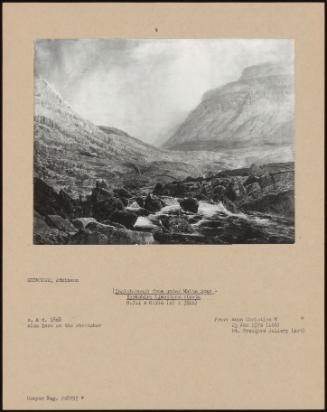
[33,39,295,244]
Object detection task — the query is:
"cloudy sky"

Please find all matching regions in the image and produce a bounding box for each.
[35,39,293,144]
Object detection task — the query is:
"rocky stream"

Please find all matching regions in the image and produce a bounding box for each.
[34,162,295,245]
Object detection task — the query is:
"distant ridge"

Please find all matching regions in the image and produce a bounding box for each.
[163,61,294,157]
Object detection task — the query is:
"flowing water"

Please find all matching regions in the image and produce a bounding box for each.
[134,198,295,244]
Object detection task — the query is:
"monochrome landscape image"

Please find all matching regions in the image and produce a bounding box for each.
[34,39,294,245]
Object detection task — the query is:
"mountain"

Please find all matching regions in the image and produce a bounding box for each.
[162,62,294,162]
[34,78,228,196]
[34,77,294,245]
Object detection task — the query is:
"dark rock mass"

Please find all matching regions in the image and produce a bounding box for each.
[179,198,199,213]
[144,194,164,212]
[110,210,138,229]
[92,198,124,222]
[34,177,76,218]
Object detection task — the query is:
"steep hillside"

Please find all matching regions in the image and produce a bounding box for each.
[163,62,294,159]
[34,78,229,195]
[34,78,159,194]
[34,75,293,199]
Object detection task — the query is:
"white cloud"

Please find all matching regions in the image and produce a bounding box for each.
[35,39,293,143]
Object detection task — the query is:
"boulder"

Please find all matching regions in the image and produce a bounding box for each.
[85,221,116,231]
[144,194,164,212]
[113,188,132,199]
[224,179,246,201]
[127,201,140,208]
[34,177,74,218]
[125,206,150,216]
[179,197,199,213]
[222,216,269,243]
[160,204,181,215]
[91,187,114,203]
[133,216,160,231]
[72,217,98,230]
[92,198,124,221]
[241,190,294,218]
[34,177,59,216]
[33,211,69,245]
[69,223,154,245]
[69,229,109,245]
[45,215,77,234]
[110,210,138,229]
